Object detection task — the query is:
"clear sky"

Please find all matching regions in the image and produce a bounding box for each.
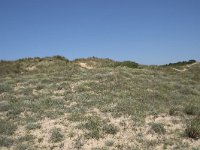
[0,0,199,65]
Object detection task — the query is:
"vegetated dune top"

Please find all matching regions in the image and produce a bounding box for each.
[0,56,200,149]
[0,56,198,76]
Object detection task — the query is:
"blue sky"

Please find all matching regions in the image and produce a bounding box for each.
[0,0,199,65]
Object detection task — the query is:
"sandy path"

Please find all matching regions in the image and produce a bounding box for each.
[172,62,198,72]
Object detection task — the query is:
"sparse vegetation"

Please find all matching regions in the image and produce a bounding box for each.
[102,124,119,135]
[15,143,30,150]
[0,61,22,76]
[151,123,166,135]
[49,128,64,143]
[184,105,200,115]
[0,136,14,147]
[26,122,41,130]
[74,136,84,149]
[0,56,199,149]
[0,83,12,94]
[186,117,200,139]
[105,140,114,147]
[169,107,179,116]
[18,134,35,142]
[83,116,103,139]
[0,119,17,135]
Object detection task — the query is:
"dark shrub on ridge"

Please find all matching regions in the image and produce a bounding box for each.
[114,61,138,68]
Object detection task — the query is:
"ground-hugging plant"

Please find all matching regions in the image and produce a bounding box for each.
[49,128,64,143]
[184,105,200,116]
[186,117,200,139]
[151,123,166,135]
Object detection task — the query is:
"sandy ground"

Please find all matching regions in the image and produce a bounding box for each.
[78,62,94,69]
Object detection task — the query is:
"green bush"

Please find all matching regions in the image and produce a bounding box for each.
[85,129,101,139]
[114,61,138,68]
[83,116,103,139]
[18,57,35,62]
[0,83,12,94]
[18,134,35,142]
[74,137,84,149]
[102,124,119,135]
[26,122,41,130]
[0,61,22,76]
[0,119,17,135]
[105,140,114,147]
[184,105,200,116]
[0,136,14,147]
[186,118,200,139]
[15,143,30,150]
[169,107,179,116]
[151,123,166,134]
[83,116,102,131]
[49,128,64,143]
[163,60,196,67]
[0,101,10,112]
[52,55,69,62]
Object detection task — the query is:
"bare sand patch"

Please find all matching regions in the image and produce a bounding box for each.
[78,62,94,69]
[26,66,37,71]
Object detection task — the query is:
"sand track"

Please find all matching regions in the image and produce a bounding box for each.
[172,62,198,72]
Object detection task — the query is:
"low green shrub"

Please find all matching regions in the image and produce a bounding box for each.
[102,124,119,135]
[0,83,12,94]
[85,129,101,139]
[0,61,22,76]
[163,60,196,67]
[105,140,114,147]
[0,119,17,135]
[83,116,103,139]
[114,61,138,68]
[0,101,10,112]
[18,134,35,142]
[169,107,179,116]
[186,117,200,139]
[15,143,30,150]
[26,122,41,130]
[49,128,64,143]
[0,136,14,147]
[184,105,200,116]
[151,123,166,134]
[74,136,84,149]
[52,55,69,62]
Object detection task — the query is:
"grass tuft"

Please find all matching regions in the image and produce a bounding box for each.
[49,128,64,143]
[184,105,200,116]
[0,119,17,135]
[186,117,200,139]
[169,107,179,116]
[0,135,14,147]
[102,124,119,135]
[0,83,12,94]
[26,122,41,130]
[151,123,166,135]
[105,140,114,147]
